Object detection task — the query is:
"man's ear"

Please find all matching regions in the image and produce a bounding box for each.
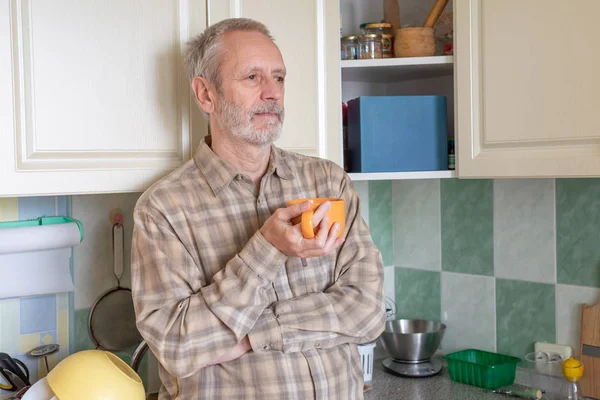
[192,76,216,114]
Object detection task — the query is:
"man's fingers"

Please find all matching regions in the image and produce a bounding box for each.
[311,201,331,227]
[298,217,329,252]
[323,222,340,249]
[277,201,312,221]
[282,224,305,250]
[313,216,329,245]
[297,223,344,258]
[299,238,344,258]
[265,201,345,258]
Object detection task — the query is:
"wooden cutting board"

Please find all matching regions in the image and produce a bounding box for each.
[383,0,401,37]
[580,301,600,397]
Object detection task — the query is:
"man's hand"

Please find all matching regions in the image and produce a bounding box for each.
[260,200,345,258]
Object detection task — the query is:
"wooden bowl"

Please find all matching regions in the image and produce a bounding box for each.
[394,27,436,57]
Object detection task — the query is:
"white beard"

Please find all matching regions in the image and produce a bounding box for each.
[216,96,285,146]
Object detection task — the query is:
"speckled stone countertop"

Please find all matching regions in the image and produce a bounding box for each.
[364,358,522,400]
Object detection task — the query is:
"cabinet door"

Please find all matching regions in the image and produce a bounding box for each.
[208,0,342,166]
[0,1,208,197]
[456,0,600,177]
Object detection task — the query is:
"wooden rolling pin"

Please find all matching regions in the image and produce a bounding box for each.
[383,0,401,37]
[423,0,449,28]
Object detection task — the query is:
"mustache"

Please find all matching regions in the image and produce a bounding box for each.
[251,103,284,118]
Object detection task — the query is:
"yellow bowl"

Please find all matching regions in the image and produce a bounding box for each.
[47,350,145,400]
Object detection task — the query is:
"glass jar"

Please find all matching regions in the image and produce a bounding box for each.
[340,36,359,60]
[358,34,382,59]
[364,23,393,58]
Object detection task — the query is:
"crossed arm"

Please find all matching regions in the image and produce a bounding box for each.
[131,176,385,378]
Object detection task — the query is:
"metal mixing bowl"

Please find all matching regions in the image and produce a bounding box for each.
[379,319,446,362]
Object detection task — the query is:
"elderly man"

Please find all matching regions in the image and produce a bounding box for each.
[131,18,385,399]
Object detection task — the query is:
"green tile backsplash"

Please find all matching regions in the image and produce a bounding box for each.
[392,180,441,271]
[496,279,556,358]
[441,179,494,276]
[369,180,393,266]
[367,177,600,359]
[394,267,441,322]
[556,178,600,288]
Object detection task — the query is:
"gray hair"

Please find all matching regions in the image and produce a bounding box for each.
[184,18,275,92]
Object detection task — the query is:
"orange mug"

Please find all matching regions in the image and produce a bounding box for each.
[287,198,345,239]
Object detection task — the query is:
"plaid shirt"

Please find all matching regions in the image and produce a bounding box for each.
[131,136,385,399]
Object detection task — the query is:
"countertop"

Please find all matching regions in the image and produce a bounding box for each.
[364,357,527,400]
[146,358,531,400]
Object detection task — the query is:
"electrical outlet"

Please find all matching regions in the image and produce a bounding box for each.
[534,342,573,359]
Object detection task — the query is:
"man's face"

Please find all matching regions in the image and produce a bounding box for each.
[213,30,286,146]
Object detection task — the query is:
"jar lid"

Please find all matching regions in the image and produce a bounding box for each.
[341,35,359,41]
[360,34,381,39]
[365,23,392,29]
[359,22,378,29]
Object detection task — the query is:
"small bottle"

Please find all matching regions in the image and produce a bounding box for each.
[562,356,584,400]
[448,138,455,170]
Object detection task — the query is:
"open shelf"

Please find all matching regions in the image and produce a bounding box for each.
[348,170,456,181]
[341,55,453,83]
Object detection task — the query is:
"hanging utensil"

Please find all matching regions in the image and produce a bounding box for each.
[87,214,142,352]
[423,0,449,28]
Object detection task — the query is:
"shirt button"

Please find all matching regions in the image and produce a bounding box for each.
[263,344,270,350]
[314,343,321,348]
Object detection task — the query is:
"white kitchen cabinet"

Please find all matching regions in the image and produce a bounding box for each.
[207,0,343,166]
[0,0,208,197]
[455,0,600,178]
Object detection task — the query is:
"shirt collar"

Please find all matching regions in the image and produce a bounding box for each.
[194,136,294,196]
[268,145,294,181]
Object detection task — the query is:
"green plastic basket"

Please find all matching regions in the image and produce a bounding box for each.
[444,349,521,390]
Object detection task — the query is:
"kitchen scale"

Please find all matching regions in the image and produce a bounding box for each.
[382,357,442,378]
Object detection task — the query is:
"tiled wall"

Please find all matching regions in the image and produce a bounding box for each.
[0,197,71,399]
[361,178,600,360]
[4,176,599,394]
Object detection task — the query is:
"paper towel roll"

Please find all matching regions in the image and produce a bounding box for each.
[0,248,75,299]
[0,222,81,255]
[0,219,81,299]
